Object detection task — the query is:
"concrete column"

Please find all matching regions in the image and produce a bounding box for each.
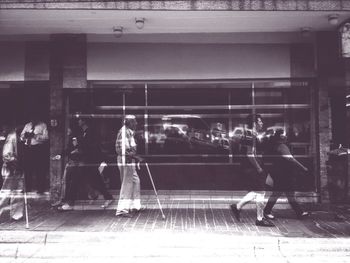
[315,32,346,203]
[289,43,318,200]
[49,34,87,201]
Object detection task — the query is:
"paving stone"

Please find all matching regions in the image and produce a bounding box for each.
[1,198,350,263]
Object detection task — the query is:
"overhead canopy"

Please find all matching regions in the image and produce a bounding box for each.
[1,0,350,42]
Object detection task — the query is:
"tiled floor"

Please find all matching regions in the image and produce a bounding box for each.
[1,198,350,238]
[1,198,350,263]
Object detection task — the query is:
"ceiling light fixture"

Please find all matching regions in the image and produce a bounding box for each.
[135,17,145,29]
[328,14,339,26]
[113,26,123,38]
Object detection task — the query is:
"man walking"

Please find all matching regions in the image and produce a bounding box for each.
[230,114,274,227]
[77,118,113,207]
[115,115,144,217]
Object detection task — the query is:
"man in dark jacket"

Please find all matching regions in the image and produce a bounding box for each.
[58,119,113,210]
[77,118,113,207]
[57,131,83,210]
[263,129,310,220]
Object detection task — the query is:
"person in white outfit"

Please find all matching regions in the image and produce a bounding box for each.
[0,126,24,221]
[115,115,145,217]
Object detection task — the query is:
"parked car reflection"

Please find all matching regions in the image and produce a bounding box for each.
[147,115,229,155]
[263,125,286,139]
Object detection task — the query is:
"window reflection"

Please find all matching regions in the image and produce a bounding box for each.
[68,81,314,191]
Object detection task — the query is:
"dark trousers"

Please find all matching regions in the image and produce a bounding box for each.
[84,165,113,200]
[63,162,112,204]
[63,161,82,204]
[23,144,48,193]
[264,191,303,216]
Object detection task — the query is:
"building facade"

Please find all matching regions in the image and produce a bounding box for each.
[0,0,349,203]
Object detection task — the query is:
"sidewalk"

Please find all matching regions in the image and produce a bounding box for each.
[1,198,350,237]
[0,196,350,262]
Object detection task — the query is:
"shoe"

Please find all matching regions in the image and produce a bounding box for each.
[101,200,113,209]
[264,212,275,220]
[11,214,23,221]
[58,203,73,211]
[256,218,275,227]
[297,211,310,220]
[230,204,241,222]
[116,211,133,218]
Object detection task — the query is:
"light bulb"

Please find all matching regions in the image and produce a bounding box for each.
[328,14,339,26]
[135,18,145,29]
[113,26,123,38]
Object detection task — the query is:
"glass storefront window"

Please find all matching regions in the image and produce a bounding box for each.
[67,80,315,191]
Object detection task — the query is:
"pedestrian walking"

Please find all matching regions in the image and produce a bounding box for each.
[263,129,310,220]
[57,119,113,211]
[230,114,274,227]
[0,125,24,221]
[56,130,83,211]
[115,115,145,217]
[77,118,113,208]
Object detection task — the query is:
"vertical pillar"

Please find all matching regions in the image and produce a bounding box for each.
[49,34,87,201]
[315,31,346,203]
[24,42,50,191]
[290,43,317,201]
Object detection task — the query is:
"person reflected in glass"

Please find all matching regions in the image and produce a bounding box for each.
[115,115,145,217]
[0,125,8,189]
[212,122,224,142]
[230,114,274,227]
[263,129,310,220]
[0,125,24,221]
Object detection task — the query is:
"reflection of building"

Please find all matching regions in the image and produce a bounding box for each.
[0,2,350,203]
